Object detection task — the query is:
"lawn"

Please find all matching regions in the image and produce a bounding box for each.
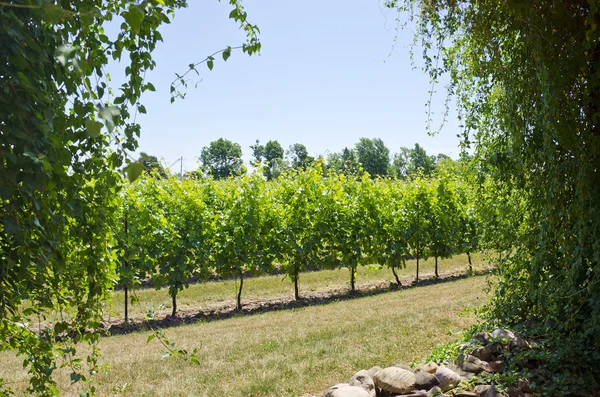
[105,253,488,321]
[0,274,489,396]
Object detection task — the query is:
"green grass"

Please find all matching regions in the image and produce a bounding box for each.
[106,253,487,320]
[0,274,489,396]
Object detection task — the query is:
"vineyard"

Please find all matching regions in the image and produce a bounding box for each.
[117,161,505,320]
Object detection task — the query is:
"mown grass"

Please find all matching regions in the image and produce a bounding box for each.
[106,253,487,320]
[0,274,489,396]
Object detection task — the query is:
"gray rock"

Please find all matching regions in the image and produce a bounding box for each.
[471,346,493,362]
[446,364,475,380]
[459,339,479,353]
[435,365,462,392]
[391,391,427,397]
[392,363,414,372]
[415,362,438,374]
[414,371,439,390]
[474,331,492,344]
[509,337,531,351]
[491,328,515,340]
[427,386,443,397]
[372,367,417,394]
[457,354,486,374]
[474,384,503,397]
[454,393,477,397]
[324,384,370,397]
[349,370,375,397]
[366,366,383,379]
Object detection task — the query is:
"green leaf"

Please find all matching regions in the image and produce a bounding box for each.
[3,217,18,235]
[42,3,63,25]
[147,334,155,343]
[70,372,81,384]
[124,162,144,183]
[161,352,171,360]
[79,391,89,397]
[98,106,120,132]
[123,5,144,35]
[85,120,103,138]
[138,105,147,114]
[222,47,231,61]
[146,83,156,92]
[207,57,214,71]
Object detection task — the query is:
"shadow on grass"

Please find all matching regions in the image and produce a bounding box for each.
[103,268,492,337]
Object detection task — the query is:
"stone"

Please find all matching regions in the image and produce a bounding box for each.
[474,331,492,345]
[446,364,475,380]
[454,392,477,397]
[506,388,525,397]
[324,384,370,397]
[474,384,503,397]
[509,337,531,351]
[459,339,479,353]
[415,362,438,374]
[457,354,486,374]
[491,328,515,340]
[349,370,376,397]
[427,386,443,397]
[366,366,383,379]
[435,365,462,392]
[482,360,504,374]
[391,391,427,397]
[414,371,439,390]
[372,367,417,394]
[471,346,493,362]
[392,363,414,372]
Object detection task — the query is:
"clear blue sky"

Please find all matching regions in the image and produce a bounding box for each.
[121,0,462,173]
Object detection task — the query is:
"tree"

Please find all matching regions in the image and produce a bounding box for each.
[354,137,391,177]
[139,153,167,177]
[389,0,600,392]
[392,147,412,179]
[250,139,284,180]
[0,0,260,394]
[200,138,244,179]
[287,143,314,170]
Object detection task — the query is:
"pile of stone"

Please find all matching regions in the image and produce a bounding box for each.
[322,328,536,397]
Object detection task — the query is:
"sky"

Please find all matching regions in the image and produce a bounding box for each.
[115,0,463,173]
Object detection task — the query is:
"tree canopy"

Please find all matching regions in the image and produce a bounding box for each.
[354,137,391,177]
[386,0,600,391]
[200,138,245,179]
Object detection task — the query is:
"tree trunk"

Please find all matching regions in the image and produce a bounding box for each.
[416,246,420,282]
[350,265,356,292]
[171,291,177,317]
[467,251,472,274]
[124,286,128,323]
[237,269,244,310]
[392,267,402,286]
[294,266,300,300]
[435,256,439,278]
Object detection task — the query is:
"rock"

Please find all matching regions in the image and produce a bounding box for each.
[427,386,443,397]
[474,385,503,397]
[372,367,417,394]
[491,328,515,340]
[459,339,479,353]
[391,391,427,397]
[367,366,383,379]
[482,360,504,374]
[471,346,493,362]
[457,354,486,374]
[506,388,525,397]
[454,392,477,397]
[474,331,492,345]
[509,337,531,351]
[349,370,376,397]
[392,363,414,372]
[446,364,475,380]
[324,384,370,397]
[414,371,439,390]
[415,362,438,374]
[435,366,462,392]
[517,380,534,394]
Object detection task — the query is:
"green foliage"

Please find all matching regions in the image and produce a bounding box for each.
[200,138,245,179]
[0,0,260,394]
[354,137,391,178]
[386,0,600,392]
[287,143,314,170]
